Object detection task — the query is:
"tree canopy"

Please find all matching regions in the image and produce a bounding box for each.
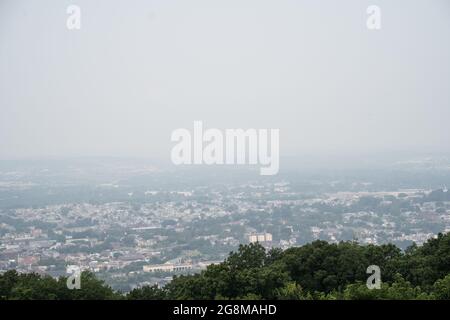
[1,233,450,300]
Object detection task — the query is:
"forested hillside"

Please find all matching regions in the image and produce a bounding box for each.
[1,233,450,300]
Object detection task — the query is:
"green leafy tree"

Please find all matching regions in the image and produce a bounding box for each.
[127,284,166,300]
[433,274,450,300]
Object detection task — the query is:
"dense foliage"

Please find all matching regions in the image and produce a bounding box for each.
[0,270,118,300]
[1,232,450,300]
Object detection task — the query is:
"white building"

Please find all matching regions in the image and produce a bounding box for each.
[143,263,192,273]
[248,233,272,243]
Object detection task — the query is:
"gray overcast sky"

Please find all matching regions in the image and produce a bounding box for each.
[0,0,449,161]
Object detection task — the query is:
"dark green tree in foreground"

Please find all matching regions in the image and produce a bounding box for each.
[0,270,118,300]
[1,232,450,300]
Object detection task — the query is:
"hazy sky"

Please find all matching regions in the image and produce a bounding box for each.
[1,0,449,161]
